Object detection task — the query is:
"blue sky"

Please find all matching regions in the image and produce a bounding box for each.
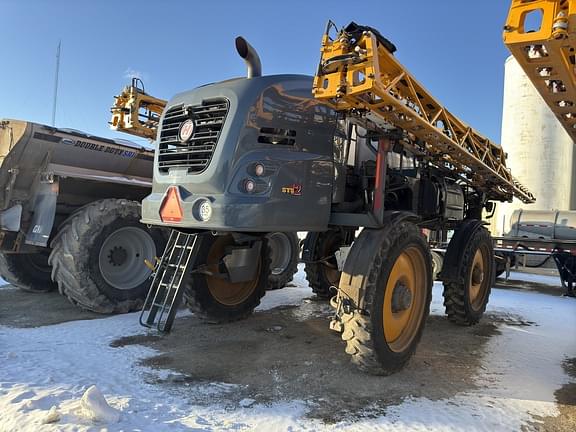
[0,1,512,144]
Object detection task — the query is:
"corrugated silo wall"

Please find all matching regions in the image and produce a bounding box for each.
[492,56,575,236]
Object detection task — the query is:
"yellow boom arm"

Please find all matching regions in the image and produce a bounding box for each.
[504,0,576,141]
[313,22,535,204]
[110,78,166,140]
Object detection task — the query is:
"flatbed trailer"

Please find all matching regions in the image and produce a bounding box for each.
[494,238,576,297]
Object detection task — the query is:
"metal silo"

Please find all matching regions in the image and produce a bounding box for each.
[494,56,575,235]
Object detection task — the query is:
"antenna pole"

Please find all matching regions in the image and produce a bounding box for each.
[51,41,61,127]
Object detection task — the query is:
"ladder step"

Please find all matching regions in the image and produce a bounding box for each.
[150,302,173,309]
[139,231,200,333]
[167,263,188,269]
[173,244,195,250]
[157,281,184,289]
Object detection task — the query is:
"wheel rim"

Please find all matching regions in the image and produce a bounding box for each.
[267,232,292,276]
[98,227,156,290]
[205,235,260,306]
[383,246,427,353]
[469,246,489,310]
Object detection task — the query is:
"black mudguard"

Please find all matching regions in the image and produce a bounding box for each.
[438,219,487,284]
[338,211,418,310]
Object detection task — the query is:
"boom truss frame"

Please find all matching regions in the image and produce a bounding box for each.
[110,78,167,140]
[504,0,576,141]
[313,22,535,204]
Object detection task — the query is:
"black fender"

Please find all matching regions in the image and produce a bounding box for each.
[338,211,419,310]
[438,219,486,283]
[302,232,320,263]
[25,180,59,247]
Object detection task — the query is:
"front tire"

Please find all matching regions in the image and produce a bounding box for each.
[0,251,56,293]
[339,222,432,375]
[49,199,166,313]
[183,234,270,323]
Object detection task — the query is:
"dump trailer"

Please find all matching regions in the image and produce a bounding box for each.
[137,23,533,375]
[0,119,166,313]
[109,79,300,290]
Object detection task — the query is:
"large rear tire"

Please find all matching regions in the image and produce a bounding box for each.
[0,251,56,293]
[183,234,270,323]
[442,221,494,326]
[49,199,166,313]
[266,232,299,290]
[338,222,432,375]
[303,229,353,299]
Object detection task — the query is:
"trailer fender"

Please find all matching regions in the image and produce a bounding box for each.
[25,181,59,247]
[338,211,419,310]
[438,219,486,283]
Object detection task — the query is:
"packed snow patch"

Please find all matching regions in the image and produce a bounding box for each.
[41,406,60,424]
[78,385,120,423]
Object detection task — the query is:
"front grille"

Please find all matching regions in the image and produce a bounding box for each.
[157,99,228,173]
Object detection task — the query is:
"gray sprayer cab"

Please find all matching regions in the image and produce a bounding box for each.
[141,34,499,376]
[0,119,166,313]
[141,74,336,232]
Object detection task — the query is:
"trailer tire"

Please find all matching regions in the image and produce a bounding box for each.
[304,229,351,299]
[339,222,432,375]
[183,234,270,323]
[442,222,494,326]
[0,251,56,293]
[266,232,299,290]
[49,199,166,314]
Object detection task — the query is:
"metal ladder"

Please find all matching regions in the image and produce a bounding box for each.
[139,230,199,332]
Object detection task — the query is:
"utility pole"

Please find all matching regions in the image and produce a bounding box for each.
[51,41,61,127]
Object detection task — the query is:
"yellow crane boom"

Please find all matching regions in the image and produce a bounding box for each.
[110,78,166,140]
[313,22,535,204]
[504,0,576,141]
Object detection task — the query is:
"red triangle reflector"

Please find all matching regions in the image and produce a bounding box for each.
[160,186,183,223]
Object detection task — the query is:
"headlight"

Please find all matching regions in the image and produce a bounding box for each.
[198,200,212,222]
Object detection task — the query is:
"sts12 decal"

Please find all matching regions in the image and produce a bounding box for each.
[281,184,302,196]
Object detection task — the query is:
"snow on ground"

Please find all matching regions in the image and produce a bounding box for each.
[1,268,575,431]
[504,270,561,287]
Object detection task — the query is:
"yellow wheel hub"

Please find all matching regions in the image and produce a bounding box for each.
[469,248,488,310]
[383,247,427,353]
[205,235,260,306]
